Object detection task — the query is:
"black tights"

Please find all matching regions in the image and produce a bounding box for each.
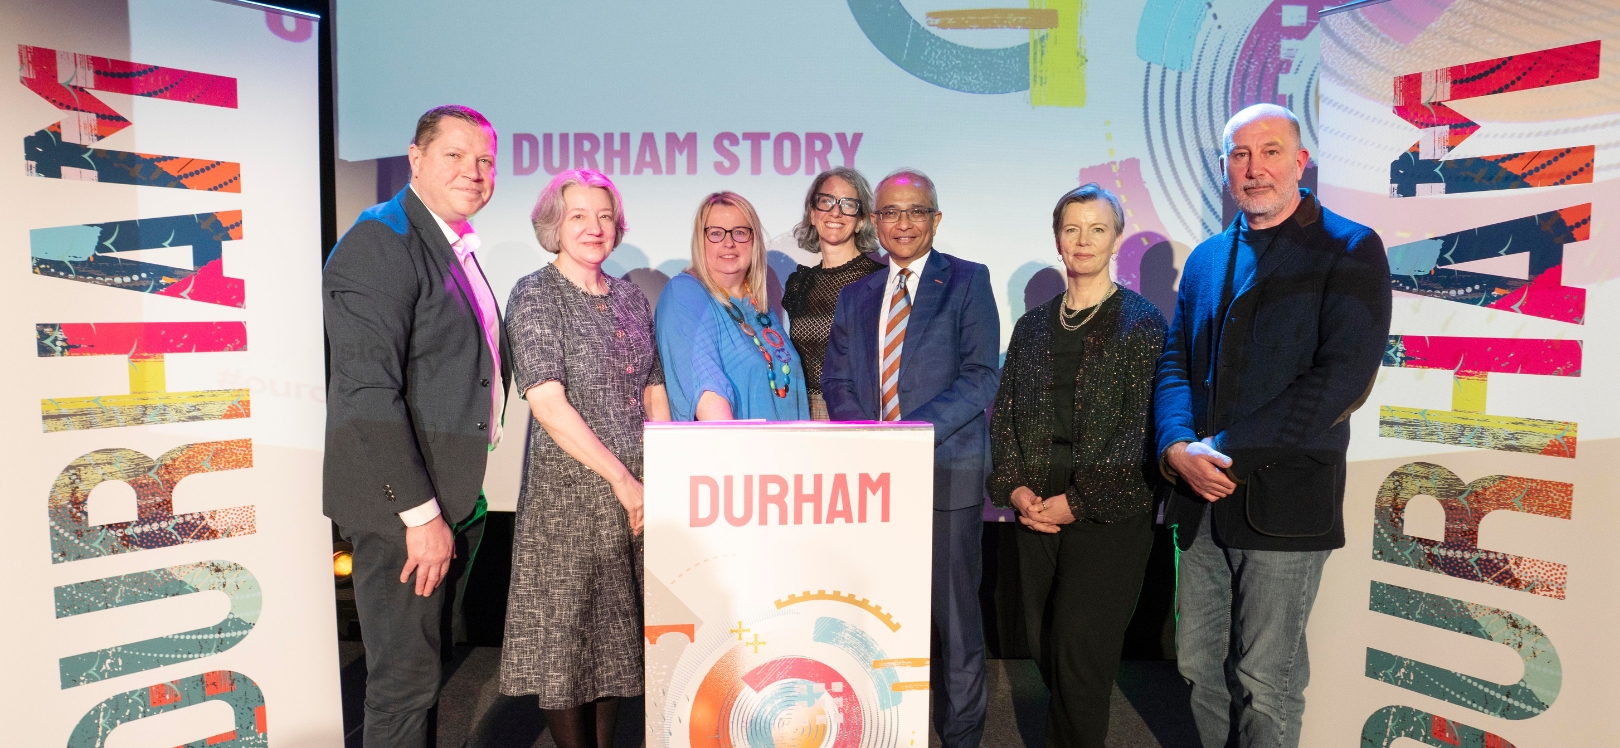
[542,697,619,748]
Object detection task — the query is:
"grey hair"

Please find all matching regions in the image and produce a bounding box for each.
[793,167,880,254]
[1222,103,1302,154]
[530,169,627,254]
[1053,183,1125,236]
[877,168,939,209]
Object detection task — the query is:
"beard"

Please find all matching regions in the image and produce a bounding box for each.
[1228,175,1297,219]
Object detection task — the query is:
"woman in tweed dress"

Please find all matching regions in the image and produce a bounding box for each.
[500,169,669,748]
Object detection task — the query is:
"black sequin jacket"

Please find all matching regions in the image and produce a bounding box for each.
[988,287,1169,522]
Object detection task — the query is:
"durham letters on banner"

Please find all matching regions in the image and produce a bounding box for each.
[2,1,342,745]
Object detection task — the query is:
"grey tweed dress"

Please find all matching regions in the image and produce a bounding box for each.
[499,263,660,707]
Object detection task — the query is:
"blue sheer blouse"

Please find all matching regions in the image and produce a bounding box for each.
[655,272,810,421]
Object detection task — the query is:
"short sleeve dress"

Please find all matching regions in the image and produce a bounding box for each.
[498,263,662,708]
[654,272,809,421]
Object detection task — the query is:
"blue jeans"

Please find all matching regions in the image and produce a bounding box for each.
[1176,509,1330,748]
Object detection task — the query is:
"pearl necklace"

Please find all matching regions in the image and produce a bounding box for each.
[1059,282,1117,331]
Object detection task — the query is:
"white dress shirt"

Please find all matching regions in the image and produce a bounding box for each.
[875,249,930,381]
[398,185,505,528]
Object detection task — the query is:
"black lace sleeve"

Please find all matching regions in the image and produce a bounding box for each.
[781,264,814,319]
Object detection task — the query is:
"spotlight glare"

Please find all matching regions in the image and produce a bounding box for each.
[333,550,353,578]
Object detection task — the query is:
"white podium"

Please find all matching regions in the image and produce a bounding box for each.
[642,421,934,748]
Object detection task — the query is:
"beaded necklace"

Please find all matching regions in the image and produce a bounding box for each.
[722,296,792,398]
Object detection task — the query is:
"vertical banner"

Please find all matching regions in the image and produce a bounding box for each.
[1311,1,1618,745]
[642,422,934,747]
[1,0,342,746]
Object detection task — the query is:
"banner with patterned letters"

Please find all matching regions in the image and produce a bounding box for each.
[1310,1,1619,745]
[1,0,342,745]
[642,422,934,748]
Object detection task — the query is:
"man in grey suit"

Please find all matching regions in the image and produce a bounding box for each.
[323,105,510,748]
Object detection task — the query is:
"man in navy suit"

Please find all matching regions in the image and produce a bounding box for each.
[823,169,1000,748]
[1155,104,1391,747]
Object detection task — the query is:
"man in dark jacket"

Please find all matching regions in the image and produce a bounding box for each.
[1154,104,1391,747]
[323,105,509,748]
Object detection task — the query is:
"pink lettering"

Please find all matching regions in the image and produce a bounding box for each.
[860,473,891,523]
[665,132,697,175]
[689,476,718,527]
[724,475,753,526]
[793,474,822,524]
[512,133,539,176]
[836,132,863,168]
[712,132,740,175]
[759,475,789,525]
[635,132,663,175]
[602,132,630,175]
[741,132,769,175]
[804,132,833,175]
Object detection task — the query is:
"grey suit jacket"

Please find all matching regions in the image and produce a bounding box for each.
[322,187,511,533]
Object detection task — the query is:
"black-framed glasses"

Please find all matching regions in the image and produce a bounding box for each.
[813,193,862,216]
[704,226,755,244]
[874,206,937,224]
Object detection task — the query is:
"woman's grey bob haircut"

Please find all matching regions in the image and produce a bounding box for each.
[530,169,627,254]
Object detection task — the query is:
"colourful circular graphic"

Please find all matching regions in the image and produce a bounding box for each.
[657,592,922,748]
[1138,0,1330,239]
[846,0,1029,94]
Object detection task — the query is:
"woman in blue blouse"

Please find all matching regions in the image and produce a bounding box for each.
[656,191,809,421]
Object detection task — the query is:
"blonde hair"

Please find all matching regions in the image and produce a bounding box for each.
[688,191,769,312]
[530,169,627,254]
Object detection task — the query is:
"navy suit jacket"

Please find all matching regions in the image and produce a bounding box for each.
[822,250,1001,511]
[1154,190,1390,550]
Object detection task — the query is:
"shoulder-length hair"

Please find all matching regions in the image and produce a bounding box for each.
[688,191,769,313]
[530,169,627,254]
[792,167,880,255]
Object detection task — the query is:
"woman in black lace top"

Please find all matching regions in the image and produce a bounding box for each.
[781,167,885,419]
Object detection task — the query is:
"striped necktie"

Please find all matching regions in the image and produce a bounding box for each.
[881,268,912,421]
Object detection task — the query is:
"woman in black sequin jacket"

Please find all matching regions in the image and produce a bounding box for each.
[985,183,1168,748]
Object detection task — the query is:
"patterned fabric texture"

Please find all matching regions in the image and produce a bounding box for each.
[498,264,662,707]
[987,287,1169,522]
[781,252,884,399]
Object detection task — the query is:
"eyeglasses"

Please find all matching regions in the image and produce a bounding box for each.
[812,193,862,216]
[874,207,937,224]
[704,226,755,244]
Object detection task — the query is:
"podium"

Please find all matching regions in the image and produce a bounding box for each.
[642,421,934,747]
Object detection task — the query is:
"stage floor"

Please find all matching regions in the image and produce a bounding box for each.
[338,641,1199,747]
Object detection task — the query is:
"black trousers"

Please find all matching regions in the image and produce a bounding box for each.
[340,511,484,748]
[1016,511,1154,748]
